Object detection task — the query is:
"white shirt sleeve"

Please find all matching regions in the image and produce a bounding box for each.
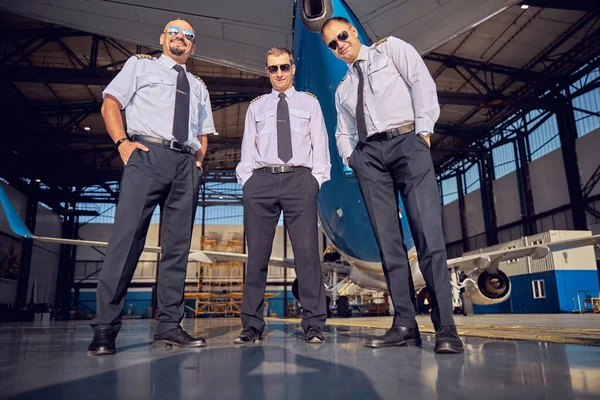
[102,56,140,109]
[381,37,439,134]
[236,104,257,187]
[334,89,358,166]
[199,86,216,135]
[309,98,331,187]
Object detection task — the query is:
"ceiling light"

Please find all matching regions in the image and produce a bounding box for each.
[521,4,529,9]
[34,179,41,183]
[219,196,223,199]
[84,126,91,131]
[213,132,219,135]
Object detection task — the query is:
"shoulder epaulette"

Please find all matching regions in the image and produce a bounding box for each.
[134,54,153,59]
[250,94,268,105]
[375,37,389,46]
[303,91,318,100]
[336,75,348,91]
[194,75,207,89]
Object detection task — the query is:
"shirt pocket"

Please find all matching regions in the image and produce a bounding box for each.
[289,108,310,133]
[147,75,174,86]
[289,108,311,158]
[255,110,275,135]
[367,57,393,93]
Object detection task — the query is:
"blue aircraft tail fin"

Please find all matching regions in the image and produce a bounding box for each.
[0,185,34,239]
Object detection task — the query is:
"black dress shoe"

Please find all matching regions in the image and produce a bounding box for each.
[365,325,422,348]
[153,326,207,348]
[305,326,325,343]
[234,327,263,344]
[88,328,116,356]
[434,325,464,354]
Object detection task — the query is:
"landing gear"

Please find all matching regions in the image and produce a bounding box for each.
[337,296,350,318]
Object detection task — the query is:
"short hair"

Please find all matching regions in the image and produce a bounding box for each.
[320,17,352,42]
[265,47,294,67]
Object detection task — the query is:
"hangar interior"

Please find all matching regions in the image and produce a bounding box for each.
[0,2,600,320]
[1,1,600,399]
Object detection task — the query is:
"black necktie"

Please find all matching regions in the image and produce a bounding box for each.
[355,62,368,143]
[172,65,190,143]
[277,92,293,163]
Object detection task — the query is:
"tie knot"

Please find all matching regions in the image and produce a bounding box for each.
[279,92,286,100]
[173,65,184,73]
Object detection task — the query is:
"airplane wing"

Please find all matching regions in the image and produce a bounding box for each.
[447,235,600,273]
[0,0,519,74]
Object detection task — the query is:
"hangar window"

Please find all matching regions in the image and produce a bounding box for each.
[532,279,546,299]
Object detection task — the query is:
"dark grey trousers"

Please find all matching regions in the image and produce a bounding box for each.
[241,167,327,333]
[349,132,454,331]
[91,143,201,335]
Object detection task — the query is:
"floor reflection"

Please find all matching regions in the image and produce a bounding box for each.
[0,319,598,399]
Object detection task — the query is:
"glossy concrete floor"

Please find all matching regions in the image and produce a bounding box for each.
[1,319,599,400]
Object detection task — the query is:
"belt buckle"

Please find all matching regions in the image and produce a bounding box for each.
[276,166,285,173]
[168,140,177,151]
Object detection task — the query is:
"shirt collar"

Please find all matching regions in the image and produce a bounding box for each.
[346,45,370,72]
[271,86,296,99]
[159,54,187,71]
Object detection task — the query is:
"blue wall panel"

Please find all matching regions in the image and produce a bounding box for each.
[555,270,600,312]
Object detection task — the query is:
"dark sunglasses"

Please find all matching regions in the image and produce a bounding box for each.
[166,26,195,41]
[328,31,349,51]
[267,64,292,74]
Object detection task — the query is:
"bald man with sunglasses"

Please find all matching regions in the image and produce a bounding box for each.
[88,18,215,356]
[321,17,463,354]
[235,47,331,344]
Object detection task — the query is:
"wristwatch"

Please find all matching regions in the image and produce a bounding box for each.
[417,131,432,138]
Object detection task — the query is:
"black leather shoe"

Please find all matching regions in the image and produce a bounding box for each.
[153,326,207,348]
[365,325,422,348]
[305,326,325,343]
[234,327,263,344]
[434,325,464,354]
[88,328,116,356]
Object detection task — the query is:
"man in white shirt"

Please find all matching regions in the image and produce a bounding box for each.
[321,17,463,354]
[235,47,331,344]
[89,18,214,356]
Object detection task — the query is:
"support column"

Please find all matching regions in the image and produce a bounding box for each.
[54,196,77,319]
[516,132,537,236]
[478,153,498,246]
[456,171,470,253]
[556,96,587,230]
[15,181,39,307]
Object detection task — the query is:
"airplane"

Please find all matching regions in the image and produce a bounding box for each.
[2,0,600,316]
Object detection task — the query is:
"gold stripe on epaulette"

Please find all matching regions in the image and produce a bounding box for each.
[336,75,348,91]
[304,91,318,99]
[134,54,153,59]
[194,75,207,89]
[250,94,268,105]
[375,37,389,46]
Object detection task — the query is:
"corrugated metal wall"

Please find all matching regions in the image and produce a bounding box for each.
[555,270,600,312]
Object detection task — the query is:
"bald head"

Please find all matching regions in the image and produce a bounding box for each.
[160,18,196,64]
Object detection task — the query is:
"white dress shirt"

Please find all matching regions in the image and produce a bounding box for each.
[103,54,216,150]
[236,87,331,187]
[335,37,440,165]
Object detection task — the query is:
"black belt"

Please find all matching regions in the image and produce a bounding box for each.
[255,165,309,174]
[365,123,415,142]
[130,134,195,155]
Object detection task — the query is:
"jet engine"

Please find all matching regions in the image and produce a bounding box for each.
[464,270,511,305]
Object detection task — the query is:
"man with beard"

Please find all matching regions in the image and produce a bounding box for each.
[88,18,215,356]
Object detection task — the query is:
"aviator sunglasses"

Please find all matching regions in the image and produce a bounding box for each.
[267,64,292,74]
[328,31,349,51]
[166,26,195,41]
